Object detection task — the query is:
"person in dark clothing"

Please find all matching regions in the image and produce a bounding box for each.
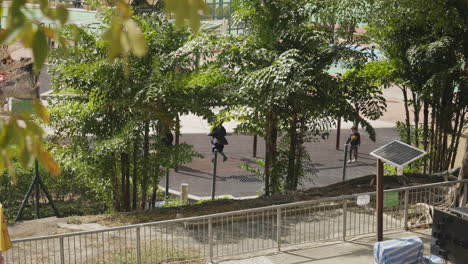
[208,121,228,162]
[346,125,361,162]
[161,129,174,147]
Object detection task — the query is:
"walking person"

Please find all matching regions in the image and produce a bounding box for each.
[208,121,228,162]
[346,125,361,163]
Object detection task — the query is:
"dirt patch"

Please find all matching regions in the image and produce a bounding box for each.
[80,173,443,227]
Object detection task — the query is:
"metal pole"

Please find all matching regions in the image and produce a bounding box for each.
[37,174,60,217]
[253,135,257,158]
[212,150,217,200]
[59,237,65,264]
[35,160,40,218]
[342,144,348,182]
[403,189,409,231]
[165,168,170,200]
[136,227,142,264]
[376,159,384,242]
[342,200,347,241]
[208,217,213,262]
[336,118,341,150]
[276,208,282,251]
[15,175,36,222]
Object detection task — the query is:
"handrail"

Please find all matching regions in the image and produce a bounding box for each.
[11,179,468,243]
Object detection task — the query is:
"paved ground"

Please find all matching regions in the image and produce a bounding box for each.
[162,127,398,199]
[161,85,406,199]
[216,229,433,264]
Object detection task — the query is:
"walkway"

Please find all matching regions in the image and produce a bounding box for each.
[162,127,398,199]
[216,229,432,264]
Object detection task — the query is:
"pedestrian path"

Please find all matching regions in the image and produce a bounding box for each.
[162,127,398,199]
[215,229,432,264]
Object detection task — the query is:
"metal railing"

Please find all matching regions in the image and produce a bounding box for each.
[5,180,467,263]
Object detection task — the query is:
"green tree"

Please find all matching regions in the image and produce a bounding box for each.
[0,0,208,182]
[340,64,387,126]
[48,14,210,211]
[368,0,467,173]
[185,0,379,194]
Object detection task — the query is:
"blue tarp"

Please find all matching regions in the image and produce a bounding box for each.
[374,236,424,264]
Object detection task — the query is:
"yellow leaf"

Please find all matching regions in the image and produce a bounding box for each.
[32,28,48,74]
[124,20,147,57]
[43,27,56,39]
[33,99,50,123]
[56,4,69,25]
[165,0,207,32]
[39,149,61,176]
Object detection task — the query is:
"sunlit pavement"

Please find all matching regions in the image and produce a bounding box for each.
[216,229,432,264]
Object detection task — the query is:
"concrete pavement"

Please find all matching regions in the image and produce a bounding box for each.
[162,127,399,199]
[216,229,433,264]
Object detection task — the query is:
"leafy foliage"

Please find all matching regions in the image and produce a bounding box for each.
[48,14,220,211]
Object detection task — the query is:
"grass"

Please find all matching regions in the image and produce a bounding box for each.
[86,239,206,264]
[79,174,443,227]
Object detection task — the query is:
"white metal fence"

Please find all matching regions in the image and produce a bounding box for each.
[5,180,468,263]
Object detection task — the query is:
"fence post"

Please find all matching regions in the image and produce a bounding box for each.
[342,200,347,241]
[136,227,142,264]
[342,144,348,182]
[208,217,213,263]
[59,237,65,264]
[277,208,282,251]
[212,150,218,200]
[404,190,409,231]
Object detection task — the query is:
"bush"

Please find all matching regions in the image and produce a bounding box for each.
[0,157,107,222]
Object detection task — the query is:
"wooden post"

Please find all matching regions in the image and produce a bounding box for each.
[377,159,384,242]
[336,118,341,150]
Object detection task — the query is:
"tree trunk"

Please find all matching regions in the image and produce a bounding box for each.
[151,185,157,209]
[140,121,150,210]
[121,152,130,211]
[401,86,411,144]
[174,114,180,172]
[457,139,468,206]
[429,103,437,174]
[422,100,429,174]
[132,139,138,210]
[411,90,420,146]
[451,111,466,168]
[286,113,298,191]
[264,109,278,195]
[354,102,360,127]
[111,154,121,211]
[294,117,306,189]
